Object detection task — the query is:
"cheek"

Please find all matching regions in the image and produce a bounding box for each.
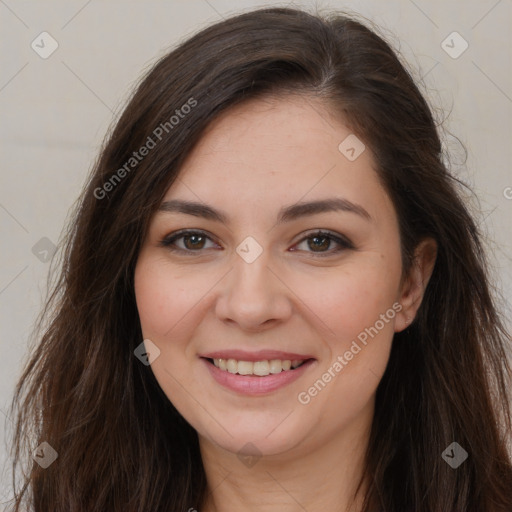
[134,256,191,337]
[297,269,397,416]
[299,263,400,347]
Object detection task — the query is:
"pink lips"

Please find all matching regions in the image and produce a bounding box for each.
[199,350,316,395]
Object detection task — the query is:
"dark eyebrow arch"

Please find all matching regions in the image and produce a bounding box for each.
[158,197,372,224]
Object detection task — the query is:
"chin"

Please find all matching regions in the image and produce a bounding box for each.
[196,412,311,458]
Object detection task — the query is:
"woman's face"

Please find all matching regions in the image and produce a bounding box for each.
[134,95,411,458]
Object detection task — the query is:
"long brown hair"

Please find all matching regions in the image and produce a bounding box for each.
[7,6,512,511]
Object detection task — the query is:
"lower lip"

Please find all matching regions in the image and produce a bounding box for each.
[202,358,316,395]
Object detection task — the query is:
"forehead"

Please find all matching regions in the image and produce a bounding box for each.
[162,95,392,227]
[182,94,349,168]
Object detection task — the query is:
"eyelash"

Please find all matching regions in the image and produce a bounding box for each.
[159,229,354,257]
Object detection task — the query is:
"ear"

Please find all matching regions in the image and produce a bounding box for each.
[395,237,437,332]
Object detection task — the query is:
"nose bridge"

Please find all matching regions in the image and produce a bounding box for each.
[216,238,291,329]
[231,240,274,302]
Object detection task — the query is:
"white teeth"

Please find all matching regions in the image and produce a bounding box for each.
[227,359,238,374]
[253,361,270,376]
[269,359,283,374]
[211,358,306,375]
[237,361,253,375]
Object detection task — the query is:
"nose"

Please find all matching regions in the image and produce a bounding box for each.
[215,250,293,332]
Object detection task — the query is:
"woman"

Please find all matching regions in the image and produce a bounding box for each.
[7,6,512,512]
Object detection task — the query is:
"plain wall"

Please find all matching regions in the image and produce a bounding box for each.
[1,0,511,503]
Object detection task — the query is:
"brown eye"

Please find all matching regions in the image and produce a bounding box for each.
[160,230,220,254]
[292,230,353,257]
[182,233,207,250]
[307,234,331,252]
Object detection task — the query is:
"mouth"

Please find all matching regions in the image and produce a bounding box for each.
[203,357,312,376]
[200,353,317,395]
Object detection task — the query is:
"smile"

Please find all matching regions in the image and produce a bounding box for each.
[201,356,316,395]
[209,358,306,376]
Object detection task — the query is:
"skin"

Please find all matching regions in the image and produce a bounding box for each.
[134,95,437,512]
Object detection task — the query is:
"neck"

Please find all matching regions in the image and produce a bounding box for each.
[198,399,373,512]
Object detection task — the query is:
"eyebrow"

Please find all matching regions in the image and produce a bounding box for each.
[157,197,372,224]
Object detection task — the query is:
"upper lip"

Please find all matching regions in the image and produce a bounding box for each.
[200,350,315,362]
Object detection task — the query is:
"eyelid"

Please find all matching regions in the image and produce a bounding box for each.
[159,229,221,252]
[159,228,354,256]
[292,229,354,256]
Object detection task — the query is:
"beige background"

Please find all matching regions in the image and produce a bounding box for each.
[1,0,511,502]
